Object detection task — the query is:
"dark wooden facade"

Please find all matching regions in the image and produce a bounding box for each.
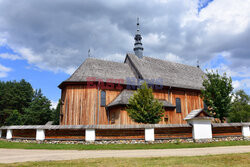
[60,83,204,125]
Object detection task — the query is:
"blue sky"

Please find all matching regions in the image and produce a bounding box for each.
[0,45,67,105]
[0,0,250,107]
[198,0,214,13]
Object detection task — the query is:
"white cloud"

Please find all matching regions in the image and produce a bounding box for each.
[50,100,58,109]
[198,0,250,34]
[0,0,249,93]
[103,53,125,62]
[144,33,166,46]
[18,47,42,64]
[0,32,8,45]
[232,79,250,91]
[0,53,22,60]
[207,63,250,78]
[65,66,77,75]
[0,64,12,78]
[165,53,183,63]
[232,80,241,90]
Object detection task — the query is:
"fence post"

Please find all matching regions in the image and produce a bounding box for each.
[36,129,45,141]
[242,126,250,139]
[145,128,155,141]
[6,129,12,140]
[85,129,95,142]
[189,119,212,142]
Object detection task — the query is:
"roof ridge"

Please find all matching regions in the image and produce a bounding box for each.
[127,53,202,70]
[86,57,126,65]
[145,56,201,69]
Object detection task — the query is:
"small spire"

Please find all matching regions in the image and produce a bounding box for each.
[197,60,200,68]
[88,49,91,57]
[134,17,143,58]
[137,17,140,31]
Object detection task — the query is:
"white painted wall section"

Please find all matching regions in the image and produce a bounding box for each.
[85,129,95,141]
[36,129,45,141]
[190,119,212,140]
[242,126,250,138]
[6,129,13,140]
[0,130,2,138]
[145,128,154,141]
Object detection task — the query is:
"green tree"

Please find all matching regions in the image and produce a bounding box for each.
[22,89,52,125]
[201,70,233,122]
[228,90,250,122]
[4,109,23,125]
[52,99,61,125]
[126,82,164,124]
[0,79,33,126]
[0,80,54,126]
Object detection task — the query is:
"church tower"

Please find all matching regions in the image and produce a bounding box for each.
[133,18,143,58]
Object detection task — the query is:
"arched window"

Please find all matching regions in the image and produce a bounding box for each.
[101,90,106,107]
[176,98,181,113]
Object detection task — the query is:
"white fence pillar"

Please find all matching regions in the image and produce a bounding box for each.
[85,129,95,142]
[36,129,45,141]
[145,128,154,141]
[189,119,212,141]
[0,130,2,138]
[242,126,250,139]
[6,129,13,140]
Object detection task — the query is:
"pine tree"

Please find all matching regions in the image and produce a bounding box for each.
[0,79,33,126]
[23,89,52,125]
[126,82,164,124]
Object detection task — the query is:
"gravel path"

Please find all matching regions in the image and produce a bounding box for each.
[0,145,249,164]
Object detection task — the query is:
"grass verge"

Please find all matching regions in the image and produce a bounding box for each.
[0,140,249,150]
[1,153,249,167]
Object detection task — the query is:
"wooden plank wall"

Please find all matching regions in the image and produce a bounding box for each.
[60,85,122,125]
[109,90,203,125]
[1,130,7,138]
[60,84,204,125]
[96,129,144,140]
[45,129,85,140]
[12,129,36,139]
[212,127,242,137]
[155,127,192,139]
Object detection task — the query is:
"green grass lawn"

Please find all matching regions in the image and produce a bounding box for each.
[0,140,249,150]
[1,153,249,167]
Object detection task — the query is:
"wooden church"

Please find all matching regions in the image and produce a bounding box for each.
[58,20,205,125]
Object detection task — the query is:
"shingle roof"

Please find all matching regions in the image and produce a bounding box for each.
[107,89,175,108]
[125,54,205,90]
[184,108,212,120]
[60,54,205,90]
[65,58,136,84]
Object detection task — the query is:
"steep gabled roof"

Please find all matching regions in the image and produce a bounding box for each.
[65,58,135,84]
[60,53,205,90]
[125,54,205,90]
[107,89,175,108]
